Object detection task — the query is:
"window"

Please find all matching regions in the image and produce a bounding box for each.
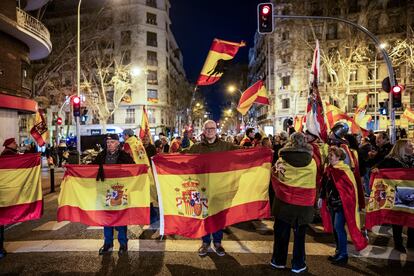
[348,95,358,111]
[349,70,358,81]
[146,0,157,8]
[147,108,156,124]
[368,94,376,111]
[147,51,158,66]
[147,32,157,47]
[146,13,157,25]
[327,24,337,40]
[147,89,158,103]
[282,98,290,109]
[368,68,378,80]
[119,11,130,24]
[21,61,31,90]
[107,113,114,124]
[147,70,158,85]
[282,76,290,86]
[125,108,135,124]
[282,31,289,41]
[121,31,131,45]
[122,50,131,65]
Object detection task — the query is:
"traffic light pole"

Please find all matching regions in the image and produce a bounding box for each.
[76,0,82,163]
[272,14,397,143]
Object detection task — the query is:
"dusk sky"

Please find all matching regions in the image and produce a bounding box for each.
[170,0,263,119]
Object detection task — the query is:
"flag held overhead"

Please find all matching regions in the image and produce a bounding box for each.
[237,80,269,115]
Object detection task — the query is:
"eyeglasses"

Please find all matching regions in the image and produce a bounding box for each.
[204,127,216,131]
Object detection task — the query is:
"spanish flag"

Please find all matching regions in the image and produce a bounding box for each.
[366,168,414,230]
[325,102,369,137]
[320,162,368,251]
[139,106,153,144]
[293,115,304,132]
[152,148,272,238]
[57,164,151,226]
[30,110,48,147]
[0,154,43,224]
[402,108,414,122]
[237,80,269,115]
[196,38,245,86]
[354,95,368,125]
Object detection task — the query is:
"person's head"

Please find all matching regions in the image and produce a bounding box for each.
[142,134,151,146]
[225,135,234,144]
[331,122,349,139]
[202,120,217,142]
[158,132,165,139]
[279,131,289,143]
[305,130,319,143]
[123,129,135,140]
[361,137,370,145]
[261,137,272,148]
[254,132,262,141]
[105,134,120,154]
[246,128,255,139]
[328,146,346,166]
[344,134,359,150]
[376,131,389,147]
[387,139,413,161]
[154,139,163,150]
[161,137,168,145]
[3,138,17,150]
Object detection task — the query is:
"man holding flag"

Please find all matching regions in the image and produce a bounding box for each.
[184,120,240,256]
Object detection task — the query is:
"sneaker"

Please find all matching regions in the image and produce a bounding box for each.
[213,243,226,256]
[331,255,348,266]
[118,244,128,256]
[291,266,307,274]
[99,243,113,255]
[198,243,210,256]
[269,259,285,269]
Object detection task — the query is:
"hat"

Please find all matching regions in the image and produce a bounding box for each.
[3,138,16,147]
[105,134,119,141]
[123,129,134,137]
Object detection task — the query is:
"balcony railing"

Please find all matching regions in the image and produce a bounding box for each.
[16,7,51,47]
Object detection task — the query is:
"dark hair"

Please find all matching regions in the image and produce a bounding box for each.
[329,146,346,160]
[378,131,389,141]
[254,133,262,140]
[246,128,254,136]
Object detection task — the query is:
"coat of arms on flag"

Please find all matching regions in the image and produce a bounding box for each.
[175,177,208,218]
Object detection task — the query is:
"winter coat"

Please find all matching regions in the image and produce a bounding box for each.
[184,135,240,154]
[92,149,134,181]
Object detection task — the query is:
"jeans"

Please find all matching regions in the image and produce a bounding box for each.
[104,226,128,246]
[363,168,371,195]
[330,209,348,257]
[272,219,307,270]
[202,230,223,245]
[150,204,160,225]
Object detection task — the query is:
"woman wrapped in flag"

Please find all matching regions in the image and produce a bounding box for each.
[318,146,368,265]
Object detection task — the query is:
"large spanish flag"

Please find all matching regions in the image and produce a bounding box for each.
[0,153,43,225]
[325,102,369,137]
[402,108,414,122]
[152,148,272,238]
[196,38,245,86]
[139,106,153,144]
[57,164,151,226]
[30,110,49,147]
[320,162,368,251]
[237,80,270,115]
[366,168,414,229]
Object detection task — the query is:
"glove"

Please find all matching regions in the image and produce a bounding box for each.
[317,198,323,209]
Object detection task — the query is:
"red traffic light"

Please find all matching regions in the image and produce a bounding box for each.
[261,5,270,15]
[392,85,402,93]
[56,117,62,125]
[72,96,80,104]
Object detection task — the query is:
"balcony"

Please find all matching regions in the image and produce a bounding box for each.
[0,7,52,60]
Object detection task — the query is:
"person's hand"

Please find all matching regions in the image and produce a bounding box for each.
[317,198,323,209]
[272,160,286,177]
[371,167,379,174]
[368,150,377,158]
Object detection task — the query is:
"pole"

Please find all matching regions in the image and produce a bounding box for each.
[374,56,378,130]
[273,14,397,143]
[50,166,55,193]
[76,0,82,163]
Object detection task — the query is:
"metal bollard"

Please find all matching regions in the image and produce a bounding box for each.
[50,167,55,193]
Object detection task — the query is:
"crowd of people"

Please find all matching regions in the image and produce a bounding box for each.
[1,121,413,273]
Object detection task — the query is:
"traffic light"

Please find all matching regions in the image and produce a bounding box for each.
[56,117,63,125]
[391,85,403,108]
[72,96,81,117]
[379,101,388,115]
[257,3,274,34]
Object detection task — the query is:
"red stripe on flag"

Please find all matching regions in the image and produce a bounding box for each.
[254,96,270,105]
[210,39,245,56]
[374,168,414,181]
[0,153,40,169]
[272,178,316,206]
[196,75,221,86]
[0,200,43,224]
[57,205,150,226]
[366,209,414,230]
[239,80,263,102]
[153,148,272,175]
[64,164,149,178]
[163,200,270,238]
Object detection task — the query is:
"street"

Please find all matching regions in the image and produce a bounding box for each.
[1,171,413,275]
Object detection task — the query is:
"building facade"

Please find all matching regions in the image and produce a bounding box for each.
[250,0,414,134]
[0,0,52,145]
[38,0,191,141]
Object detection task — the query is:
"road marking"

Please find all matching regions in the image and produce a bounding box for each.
[309,224,325,233]
[86,226,103,230]
[33,221,70,231]
[4,239,413,261]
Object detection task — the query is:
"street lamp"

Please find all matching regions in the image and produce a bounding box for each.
[373,42,387,129]
[75,0,82,163]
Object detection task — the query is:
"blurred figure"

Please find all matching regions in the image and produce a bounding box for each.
[261,137,272,149]
[358,137,372,196]
[225,135,234,144]
[253,132,262,147]
[161,137,170,153]
[240,128,254,147]
[169,136,182,153]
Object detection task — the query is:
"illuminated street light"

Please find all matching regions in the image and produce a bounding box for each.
[131,66,142,76]
[196,102,201,107]
[380,43,387,49]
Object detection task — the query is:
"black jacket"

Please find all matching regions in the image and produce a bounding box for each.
[92,149,134,181]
